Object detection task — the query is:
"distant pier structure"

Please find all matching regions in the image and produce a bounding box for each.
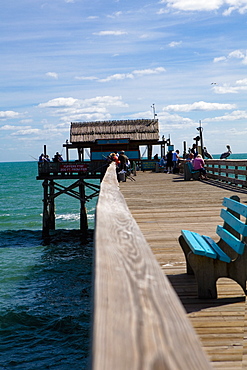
[37,119,168,237]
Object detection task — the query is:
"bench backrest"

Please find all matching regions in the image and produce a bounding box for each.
[216,196,247,255]
[187,161,194,172]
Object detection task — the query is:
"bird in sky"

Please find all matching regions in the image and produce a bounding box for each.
[211,82,217,85]
[220,145,232,159]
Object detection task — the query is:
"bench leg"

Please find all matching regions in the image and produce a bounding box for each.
[178,235,194,275]
[226,256,247,296]
[192,172,200,180]
[188,254,218,299]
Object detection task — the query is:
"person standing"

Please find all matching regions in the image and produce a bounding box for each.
[118,150,129,171]
[166,150,173,173]
[172,150,180,173]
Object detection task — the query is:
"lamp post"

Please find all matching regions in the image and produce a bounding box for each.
[197,120,204,158]
[151,103,157,120]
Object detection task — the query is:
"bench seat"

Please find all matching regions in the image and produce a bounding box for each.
[181,230,231,263]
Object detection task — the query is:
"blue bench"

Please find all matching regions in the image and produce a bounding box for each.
[179,195,247,298]
[184,161,200,181]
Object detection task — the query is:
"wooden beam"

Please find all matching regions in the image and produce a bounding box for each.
[91,162,212,369]
[42,179,49,238]
[49,180,55,230]
[79,179,88,234]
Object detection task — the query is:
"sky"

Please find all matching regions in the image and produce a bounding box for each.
[1,0,247,162]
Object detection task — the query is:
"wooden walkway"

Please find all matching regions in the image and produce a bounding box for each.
[120,172,247,369]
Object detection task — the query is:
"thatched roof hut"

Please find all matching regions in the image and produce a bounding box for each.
[70,119,159,143]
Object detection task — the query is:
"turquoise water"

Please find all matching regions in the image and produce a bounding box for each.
[0,162,99,369]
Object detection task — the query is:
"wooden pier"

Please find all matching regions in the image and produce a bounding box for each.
[119,171,247,369]
[92,164,212,370]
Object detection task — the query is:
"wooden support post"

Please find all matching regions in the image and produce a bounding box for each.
[49,180,55,230]
[147,144,152,160]
[160,142,165,158]
[66,146,69,162]
[183,141,187,159]
[42,179,50,238]
[79,179,88,234]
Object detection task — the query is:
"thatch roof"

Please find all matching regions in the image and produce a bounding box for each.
[70,119,159,143]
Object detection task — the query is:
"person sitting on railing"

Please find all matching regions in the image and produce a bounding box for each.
[159,156,167,172]
[53,152,63,162]
[192,154,208,180]
[39,153,45,162]
[44,154,50,162]
[109,153,120,166]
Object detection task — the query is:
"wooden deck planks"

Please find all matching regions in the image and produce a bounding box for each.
[120,171,247,369]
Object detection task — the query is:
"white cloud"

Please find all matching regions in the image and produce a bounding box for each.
[228,50,245,59]
[132,67,166,75]
[0,125,31,131]
[99,73,134,82]
[93,30,127,36]
[213,56,227,63]
[99,67,166,82]
[11,128,41,136]
[38,95,128,122]
[212,78,247,94]
[157,8,169,14]
[0,111,21,120]
[159,0,247,14]
[20,119,33,124]
[82,96,128,107]
[213,85,239,94]
[131,110,197,129]
[46,72,58,79]
[38,97,79,108]
[75,76,98,81]
[60,112,112,122]
[236,78,247,85]
[161,0,224,12]
[159,111,197,130]
[163,101,236,112]
[214,49,247,64]
[205,110,247,122]
[107,11,123,18]
[168,41,182,47]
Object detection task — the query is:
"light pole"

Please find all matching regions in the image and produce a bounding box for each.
[197,120,204,158]
[151,103,157,120]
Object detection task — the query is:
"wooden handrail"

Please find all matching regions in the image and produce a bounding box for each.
[91,162,212,369]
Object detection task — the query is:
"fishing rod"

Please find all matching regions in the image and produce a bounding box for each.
[29,155,38,161]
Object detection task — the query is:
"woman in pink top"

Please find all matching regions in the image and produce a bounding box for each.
[192,154,208,180]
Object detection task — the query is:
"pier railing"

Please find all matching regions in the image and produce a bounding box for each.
[205,159,247,187]
[91,162,212,369]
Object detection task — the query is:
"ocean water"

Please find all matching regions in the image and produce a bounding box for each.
[211,153,247,160]
[0,162,99,369]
